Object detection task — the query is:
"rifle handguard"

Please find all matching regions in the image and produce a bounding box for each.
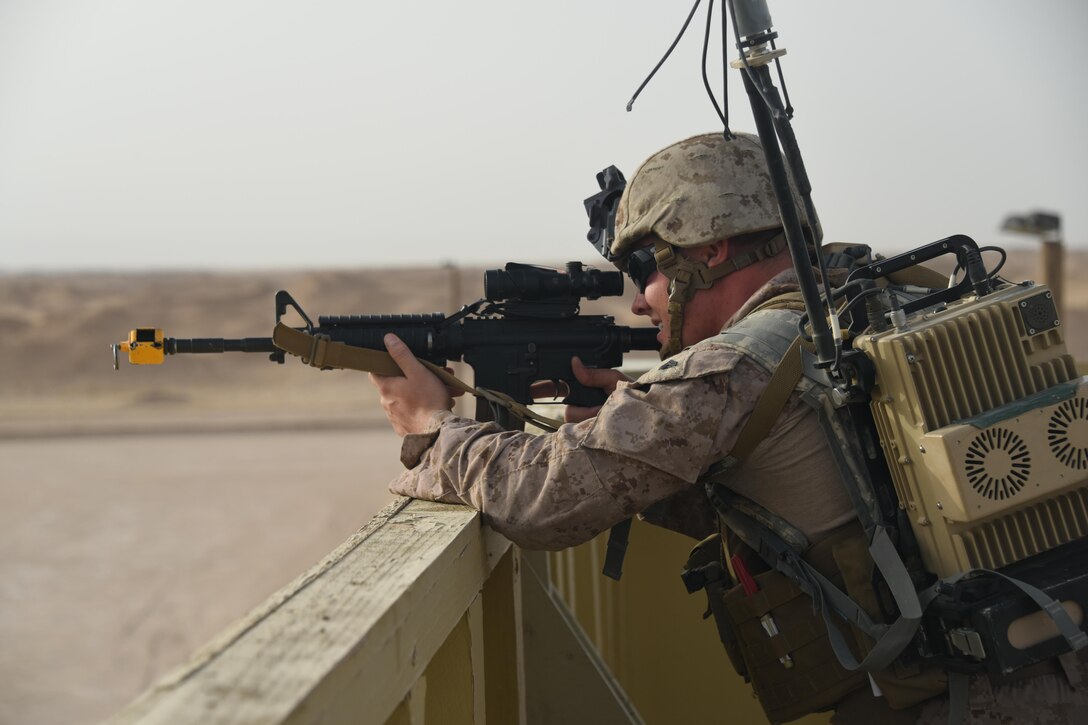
[272,323,564,431]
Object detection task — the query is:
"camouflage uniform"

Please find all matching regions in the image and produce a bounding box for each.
[389,130,1088,722]
[391,266,855,550]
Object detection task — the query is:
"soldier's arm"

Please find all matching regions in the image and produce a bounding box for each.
[390,372,737,550]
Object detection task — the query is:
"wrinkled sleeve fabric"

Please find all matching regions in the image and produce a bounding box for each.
[389,344,763,550]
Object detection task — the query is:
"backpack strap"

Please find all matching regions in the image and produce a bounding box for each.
[702,300,810,480]
[708,484,922,667]
[603,294,806,580]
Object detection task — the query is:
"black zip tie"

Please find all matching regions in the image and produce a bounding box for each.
[770,38,794,119]
[720,0,733,139]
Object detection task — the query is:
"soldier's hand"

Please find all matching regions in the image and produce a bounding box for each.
[531,357,630,424]
[369,334,454,437]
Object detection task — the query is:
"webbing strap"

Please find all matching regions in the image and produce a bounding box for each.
[602,517,633,581]
[272,323,565,431]
[701,307,807,482]
[696,305,809,581]
[653,235,788,359]
[730,334,804,465]
[712,487,1088,684]
[654,235,788,291]
[947,671,970,725]
[712,494,903,663]
[810,527,925,672]
[934,566,1088,725]
[933,568,1088,653]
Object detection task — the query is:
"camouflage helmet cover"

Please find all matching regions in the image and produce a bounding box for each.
[610,132,804,266]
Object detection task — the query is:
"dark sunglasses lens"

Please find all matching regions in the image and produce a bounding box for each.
[627,248,656,292]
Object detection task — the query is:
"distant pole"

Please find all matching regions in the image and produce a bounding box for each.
[1040,230,1064,322]
[1001,211,1064,323]
[445,261,461,313]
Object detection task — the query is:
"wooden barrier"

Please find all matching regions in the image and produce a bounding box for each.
[109,498,643,725]
[110,498,510,724]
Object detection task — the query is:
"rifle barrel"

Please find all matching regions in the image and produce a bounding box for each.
[166,338,277,354]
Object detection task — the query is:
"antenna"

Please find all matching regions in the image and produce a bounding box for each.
[725,0,839,371]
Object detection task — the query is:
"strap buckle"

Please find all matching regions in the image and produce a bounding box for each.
[681,561,724,594]
[305,333,331,368]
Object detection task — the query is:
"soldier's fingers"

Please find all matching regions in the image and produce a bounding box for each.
[572,356,629,392]
[531,379,570,400]
[383,334,427,377]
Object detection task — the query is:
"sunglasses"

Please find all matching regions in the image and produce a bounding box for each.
[626,246,658,293]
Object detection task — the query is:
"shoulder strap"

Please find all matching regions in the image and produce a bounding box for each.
[607,295,806,580]
[722,334,803,468]
[703,301,808,476]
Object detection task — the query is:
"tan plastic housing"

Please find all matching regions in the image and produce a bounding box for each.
[857,283,1087,577]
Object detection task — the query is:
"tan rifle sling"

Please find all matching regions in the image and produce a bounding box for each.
[271,322,565,431]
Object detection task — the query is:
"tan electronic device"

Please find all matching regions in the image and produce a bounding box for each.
[857,282,1086,577]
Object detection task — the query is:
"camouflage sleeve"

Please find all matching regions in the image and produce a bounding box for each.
[389,344,762,550]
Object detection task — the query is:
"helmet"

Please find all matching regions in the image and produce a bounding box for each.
[609,132,805,359]
[610,132,802,268]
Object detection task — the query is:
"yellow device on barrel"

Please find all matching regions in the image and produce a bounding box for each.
[112,328,166,368]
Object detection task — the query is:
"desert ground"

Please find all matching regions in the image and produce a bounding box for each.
[0,249,1085,724]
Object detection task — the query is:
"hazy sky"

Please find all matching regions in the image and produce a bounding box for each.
[1,0,1085,271]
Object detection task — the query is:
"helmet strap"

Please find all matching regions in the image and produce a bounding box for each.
[652,233,787,359]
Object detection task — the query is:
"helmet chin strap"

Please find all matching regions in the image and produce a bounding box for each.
[652,234,788,359]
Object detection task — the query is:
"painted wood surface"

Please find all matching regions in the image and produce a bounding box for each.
[110,497,510,725]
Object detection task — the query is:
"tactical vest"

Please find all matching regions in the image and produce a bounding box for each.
[681,303,947,724]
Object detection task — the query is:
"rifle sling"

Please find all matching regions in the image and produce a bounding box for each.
[272,323,565,431]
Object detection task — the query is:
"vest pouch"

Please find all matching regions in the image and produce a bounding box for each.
[831,533,948,709]
[682,534,750,681]
[723,568,867,724]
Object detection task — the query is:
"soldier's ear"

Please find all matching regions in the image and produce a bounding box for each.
[705,238,731,267]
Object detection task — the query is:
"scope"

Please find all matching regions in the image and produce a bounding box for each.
[484,262,624,302]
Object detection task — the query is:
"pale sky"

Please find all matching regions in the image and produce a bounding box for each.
[1,0,1085,271]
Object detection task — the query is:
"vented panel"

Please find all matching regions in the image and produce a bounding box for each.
[901,302,1076,431]
[956,486,1088,570]
[1050,398,1088,471]
[964,427,1031,501]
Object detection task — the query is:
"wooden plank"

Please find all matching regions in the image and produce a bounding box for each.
[423,612,475,724]
[466,595,486,725]
[110,497,511,725]
[520,550,643,725]
[482,549,524,725]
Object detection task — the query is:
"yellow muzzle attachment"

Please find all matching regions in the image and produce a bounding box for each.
[113,328,165,369]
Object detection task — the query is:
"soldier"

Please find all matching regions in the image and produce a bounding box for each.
[368,132,1086,724]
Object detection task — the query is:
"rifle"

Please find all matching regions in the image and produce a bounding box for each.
[113,261,659,428]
